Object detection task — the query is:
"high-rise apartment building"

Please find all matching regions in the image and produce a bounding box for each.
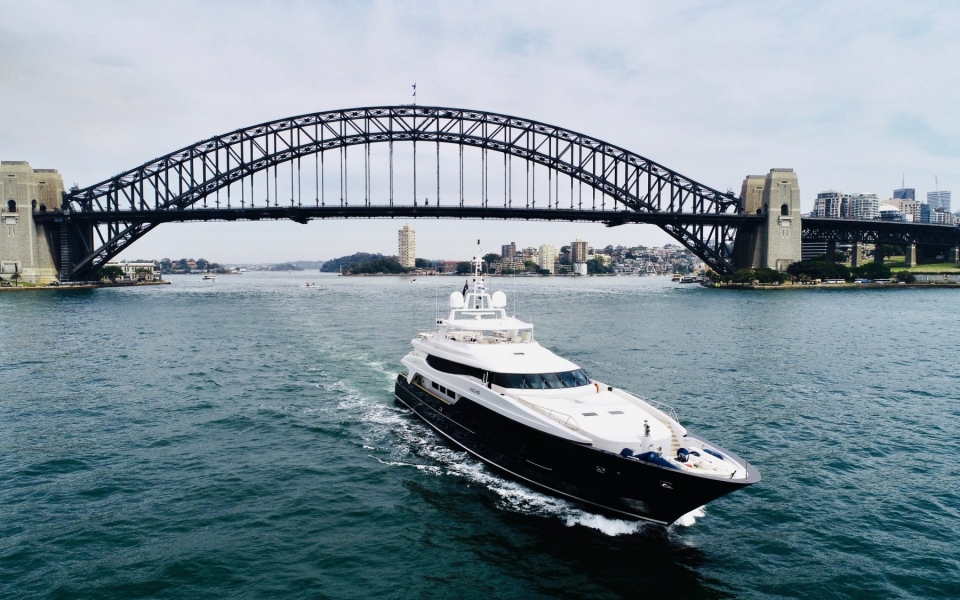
[927,190,952,212]
[501,242,516,259]
[893,188,915,201]
[848,193,879,220]
[570,239,588,264]
[398,225,416,268]
[538,244,557,274]
[813,191,847,218]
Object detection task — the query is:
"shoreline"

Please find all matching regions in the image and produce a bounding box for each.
[0,280,170,292]
[702,281,960,290]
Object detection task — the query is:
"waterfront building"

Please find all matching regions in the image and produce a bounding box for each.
[105,261,158,281]
[0,161,64,284]
[927,190,951,212]
[848,193,879,220]
[893,188,915,201]
[437,260,461,273]
[501,242,516,259]
[494,257,525,273]
[571,239,588,263]
[398,225,416,268]
[573,262,588,276]
[538,244,557,273]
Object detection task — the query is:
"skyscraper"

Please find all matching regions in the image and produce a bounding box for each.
[927,190,952,212]
[501,242,516,259]
[398,225,416,268]
[893,188,915,201]
[538,244,557,274]
[571,239,588,264]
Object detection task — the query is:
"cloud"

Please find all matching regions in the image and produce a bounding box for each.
[888,114,960,158]
[0,0,957,261]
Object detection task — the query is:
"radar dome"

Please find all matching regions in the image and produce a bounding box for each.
[491,290,507,308]
[449,291,465,309]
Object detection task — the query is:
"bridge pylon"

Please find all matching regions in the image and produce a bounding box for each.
[734,168,802,272]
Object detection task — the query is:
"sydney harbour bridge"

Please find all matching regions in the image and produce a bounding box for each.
[30,105,960,281]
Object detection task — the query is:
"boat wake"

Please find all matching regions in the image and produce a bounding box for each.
[315,352,707,535]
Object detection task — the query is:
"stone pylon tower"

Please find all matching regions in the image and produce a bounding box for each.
[734,168,802,271]
[1,161,64,283]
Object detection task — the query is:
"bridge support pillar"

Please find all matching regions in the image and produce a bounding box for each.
[0,161,63,284]
[57,219,94,282]
[826,241,837,262]
[904,243,917,268]
[873,245,885,264]
[851,241,863,267]
[736,169,802,271]
[950,247,960,264]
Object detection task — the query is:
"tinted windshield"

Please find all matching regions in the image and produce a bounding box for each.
[426,355,590,389]
[490,369,591,389]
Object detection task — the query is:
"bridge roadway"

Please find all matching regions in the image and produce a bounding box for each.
[37,208,960,246]
[802,217,960,246]
[35,206,756,227]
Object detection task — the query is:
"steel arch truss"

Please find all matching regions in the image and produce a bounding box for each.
[61,106,742,277]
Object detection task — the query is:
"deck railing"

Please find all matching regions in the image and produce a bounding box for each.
[516,398,582,434]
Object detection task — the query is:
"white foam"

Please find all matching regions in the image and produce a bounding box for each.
[672,506,706,527]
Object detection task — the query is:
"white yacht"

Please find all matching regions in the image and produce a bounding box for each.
[395,247,759,525]
[202,274,217,281]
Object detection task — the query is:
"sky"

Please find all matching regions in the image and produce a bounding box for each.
[2,0,958,263]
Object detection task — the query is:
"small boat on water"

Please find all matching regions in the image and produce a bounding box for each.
[202,274,217,281]
[305,282,316,287]
[671,273,682,282]
[394,245,759,525]
[679,275,700,284]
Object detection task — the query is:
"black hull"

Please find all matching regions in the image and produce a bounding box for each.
[394,375,758,525]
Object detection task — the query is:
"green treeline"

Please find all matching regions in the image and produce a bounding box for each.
[711,255,917,285]
[346,257,408,275]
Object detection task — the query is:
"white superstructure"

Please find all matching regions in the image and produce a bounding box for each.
[400,244,748,480]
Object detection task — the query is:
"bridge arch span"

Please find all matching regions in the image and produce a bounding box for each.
[58,106,743,278]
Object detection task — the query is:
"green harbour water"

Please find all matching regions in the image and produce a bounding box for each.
[2,273,958,598]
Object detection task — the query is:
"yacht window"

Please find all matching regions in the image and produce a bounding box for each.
[572,370,590,386]
[426,355,591,389]
[426,355,486,380]
[523,374,546,389]
[609,410,624,415]
[439,385,446,394]
[446,389,456,399]
[432,382,439,389]
[542,373,563,389]
[582,412,598,417]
